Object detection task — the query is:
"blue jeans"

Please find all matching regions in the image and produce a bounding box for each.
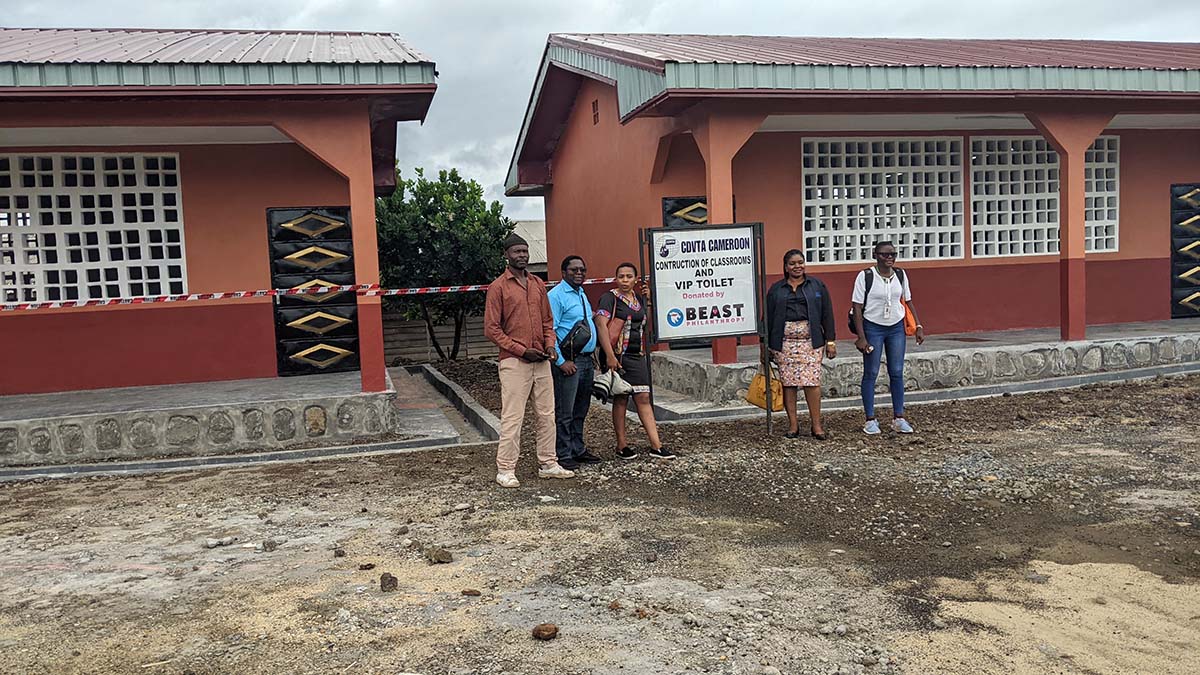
[551,354,594,461]
[861,319,907,418]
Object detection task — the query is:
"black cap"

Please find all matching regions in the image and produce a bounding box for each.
[503,233,529,251]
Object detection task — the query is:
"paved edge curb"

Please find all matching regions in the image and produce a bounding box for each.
[406,364,502,441]
[653,361,1200,422]
[0,436,492,482]
[0,371,398,427]
[9,361,1192,480]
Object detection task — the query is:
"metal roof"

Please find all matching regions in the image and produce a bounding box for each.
[552,34,1200,71]
[507,34,1200,195]
[0,27,430,64]
[0,27,436,91]
[512,220,547,266]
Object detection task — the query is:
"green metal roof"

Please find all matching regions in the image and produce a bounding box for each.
[0,61,436,88]
[559,43,1200,121]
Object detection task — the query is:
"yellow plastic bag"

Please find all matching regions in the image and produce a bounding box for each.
[745,367,783,411]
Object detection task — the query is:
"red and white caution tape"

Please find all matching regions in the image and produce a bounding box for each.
[1,277,627,312]
[362,276,621,297]
[0,285,379,312]
[364,284,490,297]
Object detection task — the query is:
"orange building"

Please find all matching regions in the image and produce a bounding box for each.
[0,28,436,395]
[507,35,1200,362]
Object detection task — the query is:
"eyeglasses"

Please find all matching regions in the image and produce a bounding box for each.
[567,267,587,273]
[876,252,898,258]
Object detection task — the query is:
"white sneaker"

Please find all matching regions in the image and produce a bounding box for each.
[538,463,576,480]
[892,418,915,434]
[495,472,520,488]
[863,419,882,435]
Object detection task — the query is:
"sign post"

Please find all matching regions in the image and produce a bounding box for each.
[754,227,771,434]
[642,222,769,431]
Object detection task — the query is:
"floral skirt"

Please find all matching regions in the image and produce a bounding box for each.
[774,320,824,387]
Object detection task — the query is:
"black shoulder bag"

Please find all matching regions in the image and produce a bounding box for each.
[558,290,593,361]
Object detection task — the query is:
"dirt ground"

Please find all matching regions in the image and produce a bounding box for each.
[1,362,1199,675]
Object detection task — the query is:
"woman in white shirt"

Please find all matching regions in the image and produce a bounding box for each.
[850,241,926,435]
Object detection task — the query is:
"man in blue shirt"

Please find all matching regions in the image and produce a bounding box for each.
[548,255,601,469]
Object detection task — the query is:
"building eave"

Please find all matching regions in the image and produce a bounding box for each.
[0,60,437,90]
[507,33,1200,195]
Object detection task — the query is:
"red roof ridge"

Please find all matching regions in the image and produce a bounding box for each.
[555,32,1200,46]
[549,33,1200,71]
[0,26,401,37]
[0,27,432,65]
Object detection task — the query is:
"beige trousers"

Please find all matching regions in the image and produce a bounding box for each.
[496,358,557,473]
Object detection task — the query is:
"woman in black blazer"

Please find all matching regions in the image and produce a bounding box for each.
[765,249,837,439]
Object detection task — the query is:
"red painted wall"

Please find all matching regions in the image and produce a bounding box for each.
[545,79,706,280]
[0,302,277,395]
[179,143,349,293]
[0,143,349,394]
[543,80,1200,334]
[803,257,1164,336]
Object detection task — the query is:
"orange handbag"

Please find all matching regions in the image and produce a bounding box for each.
[902,298,918,336]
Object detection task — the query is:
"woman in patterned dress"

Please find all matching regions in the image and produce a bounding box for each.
[594,262,675,460]
[765,249,837,439]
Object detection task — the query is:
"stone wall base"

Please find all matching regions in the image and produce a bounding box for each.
[652,334,1200,405]
[0,391,398,468]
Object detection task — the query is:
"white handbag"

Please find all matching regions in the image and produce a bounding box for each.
[592,363,634,402]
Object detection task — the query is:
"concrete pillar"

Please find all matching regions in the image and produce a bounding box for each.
[685,109,766,364]
[1026,112,1114,341]
[274,107,389,393]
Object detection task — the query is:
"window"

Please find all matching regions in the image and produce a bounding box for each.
[802,138,964,263]
[970,136,1119,257]
[592,99,599,125]
[0,153,186,303]
[1085,137,1120,253]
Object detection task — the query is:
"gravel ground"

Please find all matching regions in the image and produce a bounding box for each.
[1,361,1198,674]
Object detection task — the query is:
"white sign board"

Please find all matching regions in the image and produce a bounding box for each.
[649,225,758,341]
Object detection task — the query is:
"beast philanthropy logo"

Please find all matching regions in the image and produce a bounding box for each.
[666,308,684,327]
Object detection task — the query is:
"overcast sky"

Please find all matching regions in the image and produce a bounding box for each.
[6,0,1199,220]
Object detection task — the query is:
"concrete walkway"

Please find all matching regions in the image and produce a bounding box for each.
[0,369,467,467]
[0,371,371,422]
[0,368,486,479]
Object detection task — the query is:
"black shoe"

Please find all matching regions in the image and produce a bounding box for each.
[616,446,639,460]
[558,457,580,470]
[576,451,603,464]
[811,428,829,441]
[784,430,802,439]
[648,447,677,460]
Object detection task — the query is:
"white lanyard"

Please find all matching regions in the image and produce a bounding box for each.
[878,269,895,319]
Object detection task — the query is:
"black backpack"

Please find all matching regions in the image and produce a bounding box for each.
[847,267,906,335]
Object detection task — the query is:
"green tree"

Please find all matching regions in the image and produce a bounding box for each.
[376,168,513,360]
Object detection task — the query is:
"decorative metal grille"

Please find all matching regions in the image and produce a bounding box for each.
[268,207,358,377]
[0,153,186,303]
[802,138,964,264]
[1172,184,1200,318]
